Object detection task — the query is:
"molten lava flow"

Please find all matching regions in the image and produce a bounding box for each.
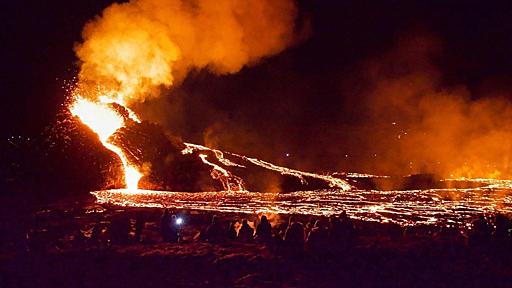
[70,96,352,192]
[198,154,245,192]
[92,177,512,226]
[182,143,352,191]
[67,0,305,191]
[241,155,352,190]
[70,96,142,190]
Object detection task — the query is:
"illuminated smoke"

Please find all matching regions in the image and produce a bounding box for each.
[69,0,300,190]
[75,0,299,104]
[345,33,512,179]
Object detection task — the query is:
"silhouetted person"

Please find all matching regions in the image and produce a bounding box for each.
[255,215,272,242]
[227,220,238,241]
[473,215,491,234]
[329,211,356,250]
[433,224,467,255]
[494,214,510,238]
[91,215,103,245]
[306,219,329,254]
[284,218,305,255]
[329,216,342,239]
[110,214,131,245]
[283,216,295,238]
[271,223,287,256]
[469,215,492,246]
[161,209,171,242]
[161,209,178,243]
[340,212,356,242]
[168,215,179,242]
[134,214,145,243]
[276,222,288,240]
[305,217,316,238]
[238,219,254,242]
[205,215,225,243]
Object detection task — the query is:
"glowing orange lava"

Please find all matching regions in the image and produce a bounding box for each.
[182,143,352,191]
[198,154,245,192]
[70,95,142,190]
[92,177,512,226]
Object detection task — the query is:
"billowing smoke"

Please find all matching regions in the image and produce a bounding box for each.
[75,0,299,104]
[73,0,512,181]
[339,32,512,179]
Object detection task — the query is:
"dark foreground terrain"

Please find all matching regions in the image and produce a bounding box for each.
[1,196,512,287]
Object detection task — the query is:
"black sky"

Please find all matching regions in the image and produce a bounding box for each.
[3,1,512,172]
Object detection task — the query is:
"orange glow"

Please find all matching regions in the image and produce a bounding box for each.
[198,154,245,191]
[75,0,298,106]
[69,97,124,142]
[70,96,142,190]
[91,176,512,226]
[182,143,352,191]
[68,0,302,191]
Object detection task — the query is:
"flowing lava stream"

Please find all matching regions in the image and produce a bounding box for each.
[69,93,512,227]
[68,90,354,193]
[69,96,143,190]
[90,179,512,226]
[68,93,351,192]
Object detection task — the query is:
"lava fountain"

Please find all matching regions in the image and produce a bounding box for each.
[69,96,142,190]
[66,0,303,190]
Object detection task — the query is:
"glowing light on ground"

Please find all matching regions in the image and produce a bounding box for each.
[92,178,512,226]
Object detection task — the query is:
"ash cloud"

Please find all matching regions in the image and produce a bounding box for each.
[75,0,300,104]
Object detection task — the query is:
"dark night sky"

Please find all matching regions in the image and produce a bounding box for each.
[3,0,512,173]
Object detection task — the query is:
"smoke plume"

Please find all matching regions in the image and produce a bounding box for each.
[75,0,299,104]
[340,32,512,179]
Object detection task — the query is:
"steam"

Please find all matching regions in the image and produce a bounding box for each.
[74,0,298,105]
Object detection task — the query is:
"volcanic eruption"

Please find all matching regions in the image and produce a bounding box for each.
[68,0,352,192]
[63,0,512,227]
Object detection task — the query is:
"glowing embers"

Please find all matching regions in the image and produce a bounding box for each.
[70,96,142,190]
[92,179,512,226]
